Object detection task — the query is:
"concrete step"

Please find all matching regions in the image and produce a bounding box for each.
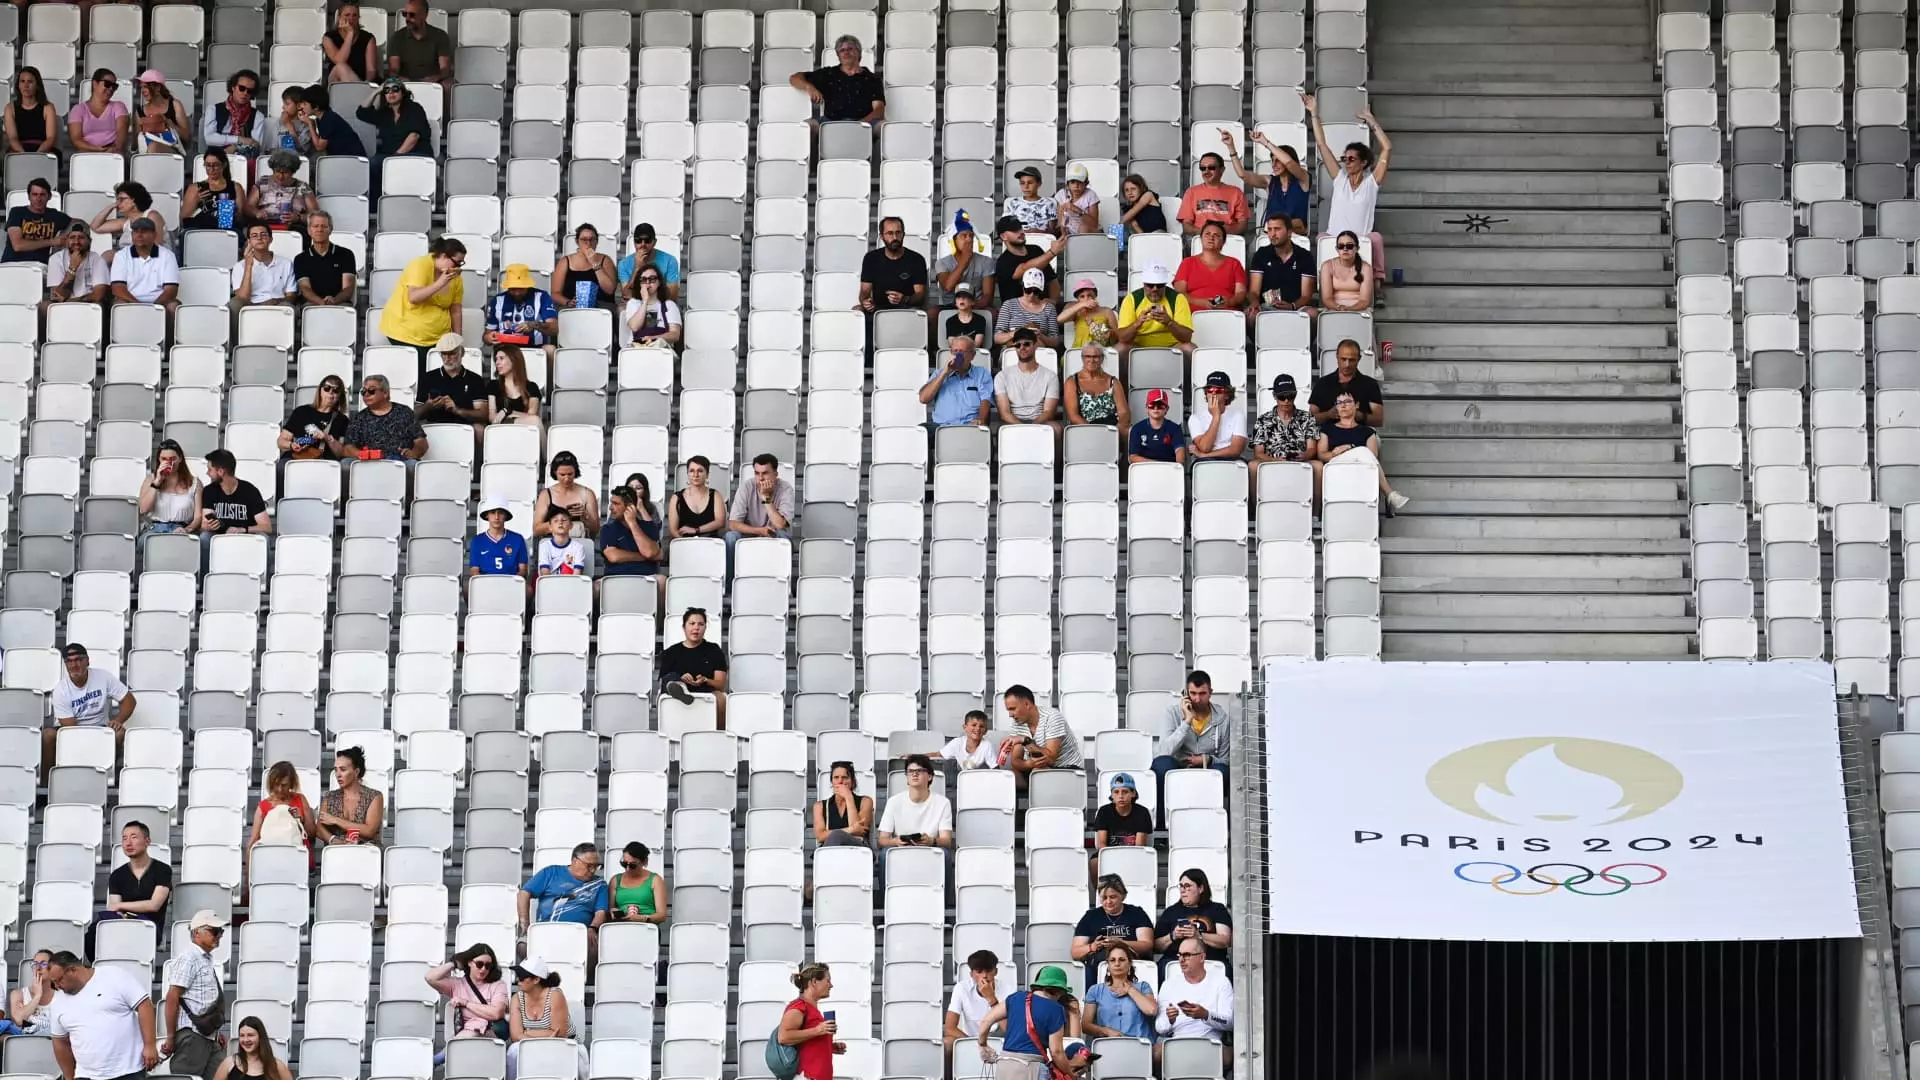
[1392,245,1670,273]
[1394,422,1683,438]
[1388,436,1679,464]
[1387,360,1676,384]
[1381,632,1694,659]
[1382,575,1695,595]
[1383,614,1696,633]
[1385,342,1676,361]
[1388,170,1665,196]
[1373,23,1649,45]
[1380,190,1665,211]
[1380,305,1675,324]
[1392,498,1688,517]
[1382,551,1686,579]
[1389,398,1674,425]
[1382,513,1685,540]
[1389,154,1669,173]
[1370,58,1655,81]
[1388,131,1664,158]
[1371,92,1659,121]
[1395,267,1673,286]
[1390,379,1678,400]
[1378,321,1672,348]
[1377,208,1666,236]
[1378,114,1667,135]
[1383,591,1688,617]
[1380,536,1691,555]
[1368,80,1662,97]
[1394,475,1679,500]
[1385,283,1670,309]
[1379,5,1648,24]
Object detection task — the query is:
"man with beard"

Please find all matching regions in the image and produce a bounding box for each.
[857,216,927,312]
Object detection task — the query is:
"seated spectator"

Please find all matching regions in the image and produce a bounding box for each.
[666,456,724,542]
[942,282,989,350]
[359,78,435,198]
[415,333,490,442]
[1153,868,1233,965]
[1189,372,1248,463]
[1175,221,1248,313]
[1177,153,1250,236]
[659,608,729,727]
[1248,217,1315,321]
[1225,129,1311,235]
[1153,940,1233,1070]
[623,472,664,545]
[789,35,885,123]
[616,223,681,303]
[42,643,135,779]
[1081,944,1158,1043]
[535,451,602,539]
[517,843,608,936]
[1115,263,1193,365]
[200,70,265,160]
[46,222,111,307]
[247,760,315,868]
[489,345,543,435]
[247,150,318,232]
[1319,230,1374,313]
[1127,389,1185,465]
[724,453,796,559]
[8,179,69,264]
[278,88,306,149]
[934,709,1000,772]
[995,274,1061,350]
[1318,390,1409,512]
[932,210,992,309]
[198,450,272,547]
[85,822,172,962]
[380,237,467,374]
[859,215,927,312]
[5,67,59,156]
[181,151,244,233]
[230,223,297,310]
[295,211,357,307]
[1001,684,1084,778]
[1307,93,1392,278]
[921,336,996,429]
[505,958,586,1080]
[1250,374,1322,498]
[426,945,508,1045]
[600,485,663,608]
[1309,339,1385,427]
[94,184,169,259]
[1072,875,1155,980]
[6,950,56,1036]
[139,439,201,541]
[469,502,528,580]
[877,753,954,851]
[944,949,1002,1055]
[1093,775,1153,851]
[813,760,875,847]
[1055,163,1100,236]
[975,965,1072,1070]
[622,265,682,351]
[486,264,559,361]
[161,910,226,1080]
[133,70,189,154]
[279,377,351,464]
[1062,343,1129,429]
[1004,165,1058,235]
[334,374,428,463]
[552,223,617,311]
[1059,280,1117,351]
[294,84,366,157]
[1119,174,1168,235]
[68,69,131,154]
[1153,671,1230,813]
[995,329,1062,429]
[325,2,380,85]
[605,842,668,926]
[993,216,1062,302]
[388,0,454,87]
[536,506,588,578]
[215,1016,292,1080]
[778,964,847,1078]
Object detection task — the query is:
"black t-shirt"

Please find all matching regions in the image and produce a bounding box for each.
[1308,370,1384,417]
[1249,242,1311,305]
[1321,423,1376,453]
[294,243,358,299]
[282,405,350,459]
[107,859,172,923]
[1074,903,1154,975]
[945,311,989,344]
[1093,802,1154,844]
[994,246,1056,303]
[860,247,928,310]
[659,640,728,683]
[1154,900,1233,962]
[5,205,70,263]
[807,65,885,122]
[418,367,491,414]
[313,110,367,158]
[202,479,267,533]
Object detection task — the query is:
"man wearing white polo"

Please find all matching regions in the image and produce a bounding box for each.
[47,950,159,1080]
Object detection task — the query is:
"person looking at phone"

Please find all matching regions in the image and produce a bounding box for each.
[877,753,954,851]
[1153,868,1233,965]
[921,336,996,429]
[1071,875,1154,982]
[1152,940,1234,1073]
[1115,262,1194,369]
[199,450,272,547]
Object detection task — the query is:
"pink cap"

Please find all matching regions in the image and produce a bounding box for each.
[1073,278,1097,296]
[136,69,168,85]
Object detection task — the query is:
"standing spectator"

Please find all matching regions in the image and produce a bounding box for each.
[229,223,296,310]
[1119,175,1168,235]
[921,336,995,429]
[387,0,454,87]
[536,507,588,578]
[789,36,885,124]
[133,71,189,154]
[1317,390,1409,512]
[1080,944,1158,1043]
[160,911,226,1080]
[86,822,172,962]
[813,761,874,847]
[278,377,351,464]
[535,451,602,539]
[8,950,56,1036]
[358,79,434,198]
[1247,217,1315,320]
[245,151,318,232]
[200,70,264,159]
[247,761,315,866]
[622,264,682,351]
[1062,343,1129,430]
[974,966,1072,1078]
[600,485,663,606]
[551,224,617,311]
[777,964,845,1080]
[1175,153,1250,236]
[1306,94,1392,277]
[1093,775,1153,851]
[994,273,1060,350]
[426,945,508,1045]
[994,329,1061,430]
[1318,230,1374,313]
[295,84,366,157]
[1224,130,1311,235]
[666,457,725,543]
[932,210,992,309]
[1307,339,1385,428]
[1153,670,1231,804]
[516,843,608,938]
[944,950,1002,1055]
[1127,389,1185,465]
[46,951,159,1080]
[1152,939,1233,1072]
[1055,164,1100,236]
[379,237,466,374]
[858,216,927,312]
[1115,263,1193,367]
[992,217,1063,303]
[333,375,428,462]
[415,332,490,442]
[180,151,244,233]
[1071,876,1155,981]
[616,223,681,302]
[1058,281,1117,352]
[294,211,357,307]
[485,264,559,362]
[468,502,528,580]
[934,709,1000,772]
[198,450,272,547]
[316,746,385,848]
[92,183,168,256]
[46,223,111,306]
[877,754,954,851]
[505,959,585,1080]
[325,1,380,85]
[213,1017,292,1080]
[489,346,542,435]
[1003,166,1058,235]
[68,69,131,154]
[138,440,200,541]
[724,453,796,560]
[605,842,668,927]
[7,178,69,264]
[1174,221,1247,313]
[658,608,729,727]
[1001,684,1084,777]
[942,283,988,350]
[1250,374,1323,498]
[1152,868,1233,965]
[6,67,59,155]
[1188,372,1248,463]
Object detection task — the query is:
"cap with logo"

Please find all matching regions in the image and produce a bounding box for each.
[1141,262,1171,285]
[1145,389,1170,408]
[952,281,973,296]
[1021,268,1047,291]
[188,910,228,933]
[1204,370,1232,390]
[1272,373,1298,397]
[501,264,536,290]
[61,642,88,659]
[1066,163,1090,183]
[1110,772,1137,792]
[1014,165,1042,182]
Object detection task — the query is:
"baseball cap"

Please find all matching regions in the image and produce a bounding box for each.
[1064,1042,1100,1063]
[512,957,552,981]
[1110,772,1137,792]
[1272,373,1298,397]
[995,214,1024,236]
[189,910,228,932]
[953,208,974,233]
[61,642,89,659]
[1073,278,1098,297]
[1145,389,1170,409]
[1011,326,1038,344]
[136,69,168,86]
[1014,165,1042,182]
[501,264,536,289]
[1021,268,1046,291]
[1205,370,1232,390]
[66,221,91,236]
[129,217,157,233]
[952,281,974,296]
[1066,162,1090,183]
[435,332,465,353]
[633,223,657,241]
[1141,262,1171,285]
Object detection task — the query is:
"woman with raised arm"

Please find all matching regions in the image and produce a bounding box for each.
[1304,93,1392,284]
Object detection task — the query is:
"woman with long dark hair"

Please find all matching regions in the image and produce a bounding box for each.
[1318,230,1374,313]
[140,439,201,541]
[426,944,508,1043]
[812,761,873,847]
[6,66,58,154]
[315,746,385,847]
[606,841,669,925]
[1306,92,1393,283]
[213,1017,292,1080]
[533,450,601,539]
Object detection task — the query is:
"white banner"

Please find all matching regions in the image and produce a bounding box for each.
[1265,661,1861,942]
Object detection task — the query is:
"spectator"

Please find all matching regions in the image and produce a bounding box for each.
[1153,868,1233,965]
[68,69,131,154]
[1177,153,1250,236]
[279,376,351,464]
[975,965,1072,1075]
[616,223,681,303]
[486,263,559,361]
[247,761,314,868]
[325,1,380,85]
[994,273,1061,349]
[295,84,366,157]
[668,456,726,542]
[230,223,296,310]
[599,485,663,607]
[1188,372,1248,463]
[200,70,264,159]
[45,951,159,1080]
[1002,684,1084,778]
[1062,343,1130,429]
[605,842,668,926]
[1058,280,1117,351]
[858,216,927,312]
[334,374,428,463]
[1061,1042,1100,1079]
[552,223,617,311]
[199,450,271,552]
[7,178,69,264]
[777,963,846,1080]
[469,501,529,580]
[1248,217,1315,320]
[1081,943,1158,1043]
[1224,129,1310,235]
[1093,775,1153,851]
[1318,229,1374,313]
[622,264,682,351]
[46,223,110,307]
[992,216,1062,303]
[505,958,585,1080]
[789,35,884,124]
[1306,94,1392,279]
[813,760,875,847]
[134,70,189,154]
[942,282,988,350]
[319,776,374,854]
[724,453,796,559]
[1004,165,1058,235]
[295,211,357,307]
[1250,373,1322,498]
[1119,174,1168,235]
[517,843,608,938]
[922,336,996,429]
[536,506,588,578]
[359,78,434,197]
[1055,163,1100,236]
[160,911,226,1080]
[426,945,508,1045]
[1153,670,1230,808]
[1308,339,1385,427]
[1175,222,1248,313]
[1115,263,1193,367]
[934,709,1001,771]
[181,151,244,232]
[1072,875,1155,980]
[931,209,992,309]
[877,753,954,851]
[1318,389,1409,512]
[1127,389,1185,465]
[535,451,602,539]
[994,329,1062,429]
[85,822,173,962]
[5,67,58,155]
[246,150,317,232]
[1153,939,1234,1071]
[7,950,55,1036]
[388,0,454,86]
[379,236,466,374]
[489,345,543,435]
[944,950,1002,1056]
[659,608,729,727]
[214,1017,292,1080]
[94,184,169,259]
[139,439,200,541]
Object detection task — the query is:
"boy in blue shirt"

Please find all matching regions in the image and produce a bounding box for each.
[469,502,528,580]
[1128,389,1187,463]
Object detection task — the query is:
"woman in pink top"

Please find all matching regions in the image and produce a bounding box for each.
[67,69,130,153]
[426,944,510,1043]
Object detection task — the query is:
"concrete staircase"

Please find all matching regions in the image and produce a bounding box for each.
[1365,0,1693,660]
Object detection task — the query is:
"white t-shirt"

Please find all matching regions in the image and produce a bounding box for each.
[878,790,954,839]
[1325,171,1380,240]
[946,977,997,1037]
[995,363,1059,422]
[231,254,297,304]
[940,735,999,770]
[46,248,112,295]
[1187,405,1248,451]
[54,668,131,726]
[539,536,588,576]
[49,964,151,1080]
[621,297,683,347]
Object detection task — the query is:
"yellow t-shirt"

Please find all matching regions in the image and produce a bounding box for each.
[1118,290,1192,348]
[379,255,464,347]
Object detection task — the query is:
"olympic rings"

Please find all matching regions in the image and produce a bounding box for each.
[1452,861,1668,896]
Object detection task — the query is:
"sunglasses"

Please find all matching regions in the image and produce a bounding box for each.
[470,959,491,968]
[621,860,638,869]
[1199,164,1221,173]
[1341,155,1361,163]
[639,276,662,284]
[361,385,382,395]
[1147,401,1168,409]
[1336,243,1357,251]
[235,84,256,95]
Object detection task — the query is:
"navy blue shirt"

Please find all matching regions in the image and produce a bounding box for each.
[1265,177,1310,229]
[313,110,367,157]
[1129,418,1185,462]
[600,515,660,576]
[469,530,527,576]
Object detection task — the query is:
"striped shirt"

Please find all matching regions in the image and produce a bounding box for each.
[1031,706,1085,769]
[165,947,222,1032]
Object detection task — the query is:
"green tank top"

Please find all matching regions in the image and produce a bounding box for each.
[612,870,657,916]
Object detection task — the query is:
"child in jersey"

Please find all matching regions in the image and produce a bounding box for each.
[538,504,588,577]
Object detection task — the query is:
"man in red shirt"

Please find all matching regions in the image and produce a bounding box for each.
[1173,221,1248,312]
[1176,153,1251,236]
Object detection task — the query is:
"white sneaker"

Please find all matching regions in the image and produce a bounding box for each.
[1386,491,1410,511]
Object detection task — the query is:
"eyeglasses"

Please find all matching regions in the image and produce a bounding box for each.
[1147,402,1168,410]
[579,235,598,244]
[1016,340,1036,348]
[1341,154,1361,164]
[235,83,256,95]
[361,385,382,395]
[620,860,638,870]
[639,275,661,284]
[906,767,932,776]
[1199,164,1221,173]
[1336,243,1358,251]
[1179,951,1205,959]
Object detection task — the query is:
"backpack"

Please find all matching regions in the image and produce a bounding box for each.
[260,801,304,846]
